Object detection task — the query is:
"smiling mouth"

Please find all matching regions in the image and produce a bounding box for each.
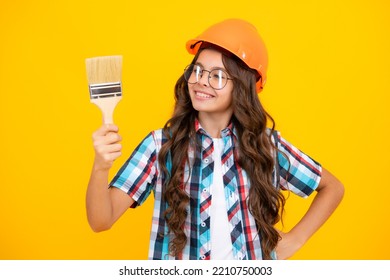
[195,91,214,99]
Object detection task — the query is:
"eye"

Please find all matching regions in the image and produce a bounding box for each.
[211,70,227,80]
[194,65,203,75]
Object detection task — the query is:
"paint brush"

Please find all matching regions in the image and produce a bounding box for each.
[85,55,123,124]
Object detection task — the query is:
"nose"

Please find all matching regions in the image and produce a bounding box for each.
[198,70,210,87]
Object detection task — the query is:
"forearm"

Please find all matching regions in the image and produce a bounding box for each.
[276,168,344,259]
[87,124,125,232]
[289,179,344,246]
[86,164,114,232]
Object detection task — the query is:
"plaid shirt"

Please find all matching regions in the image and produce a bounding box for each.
[110,120,322,260]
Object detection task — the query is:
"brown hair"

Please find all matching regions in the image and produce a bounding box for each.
[158,45,285,259]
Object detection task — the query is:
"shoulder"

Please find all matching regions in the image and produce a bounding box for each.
[265,127,280,146]
[145,128,166,151]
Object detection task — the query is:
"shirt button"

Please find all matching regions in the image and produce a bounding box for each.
[202,188,207,193]
[201,222,206,227]
[201,255,206,260]
[204,158,209,163]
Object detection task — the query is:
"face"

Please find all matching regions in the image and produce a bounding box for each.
[187,49,234,119]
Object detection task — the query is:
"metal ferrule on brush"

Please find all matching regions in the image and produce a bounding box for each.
[89,82,122,99]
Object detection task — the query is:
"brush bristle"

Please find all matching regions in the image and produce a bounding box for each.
[85,55,122,85]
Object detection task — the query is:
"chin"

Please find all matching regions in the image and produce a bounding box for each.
[192,105,212,113]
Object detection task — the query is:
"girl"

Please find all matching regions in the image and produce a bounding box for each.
[86,19,344,260]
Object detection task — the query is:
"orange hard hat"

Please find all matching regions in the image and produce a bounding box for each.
[186,19,268,93]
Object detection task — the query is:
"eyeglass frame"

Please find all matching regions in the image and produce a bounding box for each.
[183,64,233,90]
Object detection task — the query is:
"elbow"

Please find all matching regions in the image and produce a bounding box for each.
[90,223,112,233]
[87,217,113,233]
[337,180,345,202]
[318,168,345,202]
[329,178,345,205]
[333,174,345,197]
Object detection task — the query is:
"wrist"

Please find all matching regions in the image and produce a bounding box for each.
[92,160,112,173]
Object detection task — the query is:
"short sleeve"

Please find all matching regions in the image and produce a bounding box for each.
[275,131,322,198]
[110,132,158,207]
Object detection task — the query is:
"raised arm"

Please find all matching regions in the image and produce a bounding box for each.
[86,124,134,232]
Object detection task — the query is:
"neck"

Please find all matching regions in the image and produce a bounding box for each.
[198,112,232,138]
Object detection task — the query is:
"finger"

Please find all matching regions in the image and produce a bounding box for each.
[106,132,122,143]
[104,123,119,133]
[94,142,122,154]
[105,143,122,153]
[93,130,121,146]
[109,151,122,161]
[101,151,122,163]
[93,132,122,147]
[92,124,119,138]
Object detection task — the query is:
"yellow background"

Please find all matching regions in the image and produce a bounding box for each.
[0,0,389,260]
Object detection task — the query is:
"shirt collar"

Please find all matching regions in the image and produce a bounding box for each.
[194,118,237,138]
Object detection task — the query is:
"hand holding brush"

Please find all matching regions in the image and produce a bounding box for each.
[85,55,129,229]
[86,55,123,170]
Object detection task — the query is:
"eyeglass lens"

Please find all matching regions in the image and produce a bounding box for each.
[184,64,229,90]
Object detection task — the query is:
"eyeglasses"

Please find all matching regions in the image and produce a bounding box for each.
[183,64,232,90]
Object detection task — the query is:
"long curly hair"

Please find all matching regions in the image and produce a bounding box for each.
[157,45,286,259]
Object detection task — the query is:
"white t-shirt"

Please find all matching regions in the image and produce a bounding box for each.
[210,138,234,260]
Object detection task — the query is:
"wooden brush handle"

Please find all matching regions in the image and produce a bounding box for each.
[91,96,122,124]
